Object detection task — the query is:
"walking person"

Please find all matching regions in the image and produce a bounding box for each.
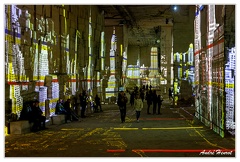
[134,94,143,122]
[152,90,158,115]
[146,90,153,114]
[157,95,164,115]
[117,91,128,123]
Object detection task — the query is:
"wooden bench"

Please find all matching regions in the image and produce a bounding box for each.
[51,114,66,124]
[10,120,32,134]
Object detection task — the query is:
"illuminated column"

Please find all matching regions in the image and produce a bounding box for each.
[33,31,39,85]
[100,31,105,71]
[122,49,127,84]
[106,27,118,99]
[99,31,105,100]
[206,5,216,122]
[97,72,100,89]
[7,5,23,116]
[39,36,49,81]
[194,5,201,116]
[177,53,182,79]
[72,30,81,95]
[149,47,158,87]
[51,75,59,116]
[87,8,93,95]
[110,27,117,75]
[225,47,235,133]
[188,44,195,85]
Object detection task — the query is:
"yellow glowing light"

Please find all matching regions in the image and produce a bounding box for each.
[113,128,139,130]
[142,127,203,130]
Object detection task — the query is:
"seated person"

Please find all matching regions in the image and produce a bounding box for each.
[55,99,66,115]
[19,101,33,121]
[30,100,47,131]
[63,99,79,122]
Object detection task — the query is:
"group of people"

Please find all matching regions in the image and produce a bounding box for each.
[19,90,103,132]
[145,90,164,115]
[55,98,79,122]
[19,87,166,130]
[19,100,47,132]
[117,86,164,123]
[56,90,103,121]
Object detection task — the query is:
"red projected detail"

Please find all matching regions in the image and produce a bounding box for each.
[107,149,125,153]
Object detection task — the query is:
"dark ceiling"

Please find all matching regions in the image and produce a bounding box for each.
[98,5,193,46]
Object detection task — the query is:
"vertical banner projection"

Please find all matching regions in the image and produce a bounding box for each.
[149,47,159,87]
[100,31,105,71]
[194,5,201,118]
[87,7,93,95]
[106,27,118,99]
[225,47,235,135]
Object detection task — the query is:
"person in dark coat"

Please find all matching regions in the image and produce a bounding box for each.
[130,91,135,107]
[80,90,88,118]
[146,90,152,114]
[140,89,145,102]
[157,95,164,114]
[63,99,79,122]
[117,91,128,123]
[55,98,66,115]
[152,90,158,115]
[30,100,46,131]
[169,88,173,100]
[94,94,102,112]
[19,101,33,121]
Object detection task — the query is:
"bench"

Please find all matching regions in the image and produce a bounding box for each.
[10,120,32,134]
[9,115,66,135]
[51,114,66,124]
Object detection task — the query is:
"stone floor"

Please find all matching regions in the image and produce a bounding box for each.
[4,98,235,157]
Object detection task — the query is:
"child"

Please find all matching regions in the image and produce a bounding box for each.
[134,94,143,122]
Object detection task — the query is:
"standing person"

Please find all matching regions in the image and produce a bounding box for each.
[130,91,135,107]
[63,99,72,122]
[117,91,128,123]
[152,90,158,115]
[80,90,88,118]
[94,94,102,112]
[123,93,128,118]
[157,95,164,115]
[169,88,173,100]
[31,100,46,131]
[134,94,143,122]
[72,96,78,115]
[140,89,145,102]
[146,90,152,114]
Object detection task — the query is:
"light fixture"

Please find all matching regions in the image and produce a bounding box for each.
[173,5,177,11]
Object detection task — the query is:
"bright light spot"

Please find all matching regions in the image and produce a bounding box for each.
[174,6,177,11]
